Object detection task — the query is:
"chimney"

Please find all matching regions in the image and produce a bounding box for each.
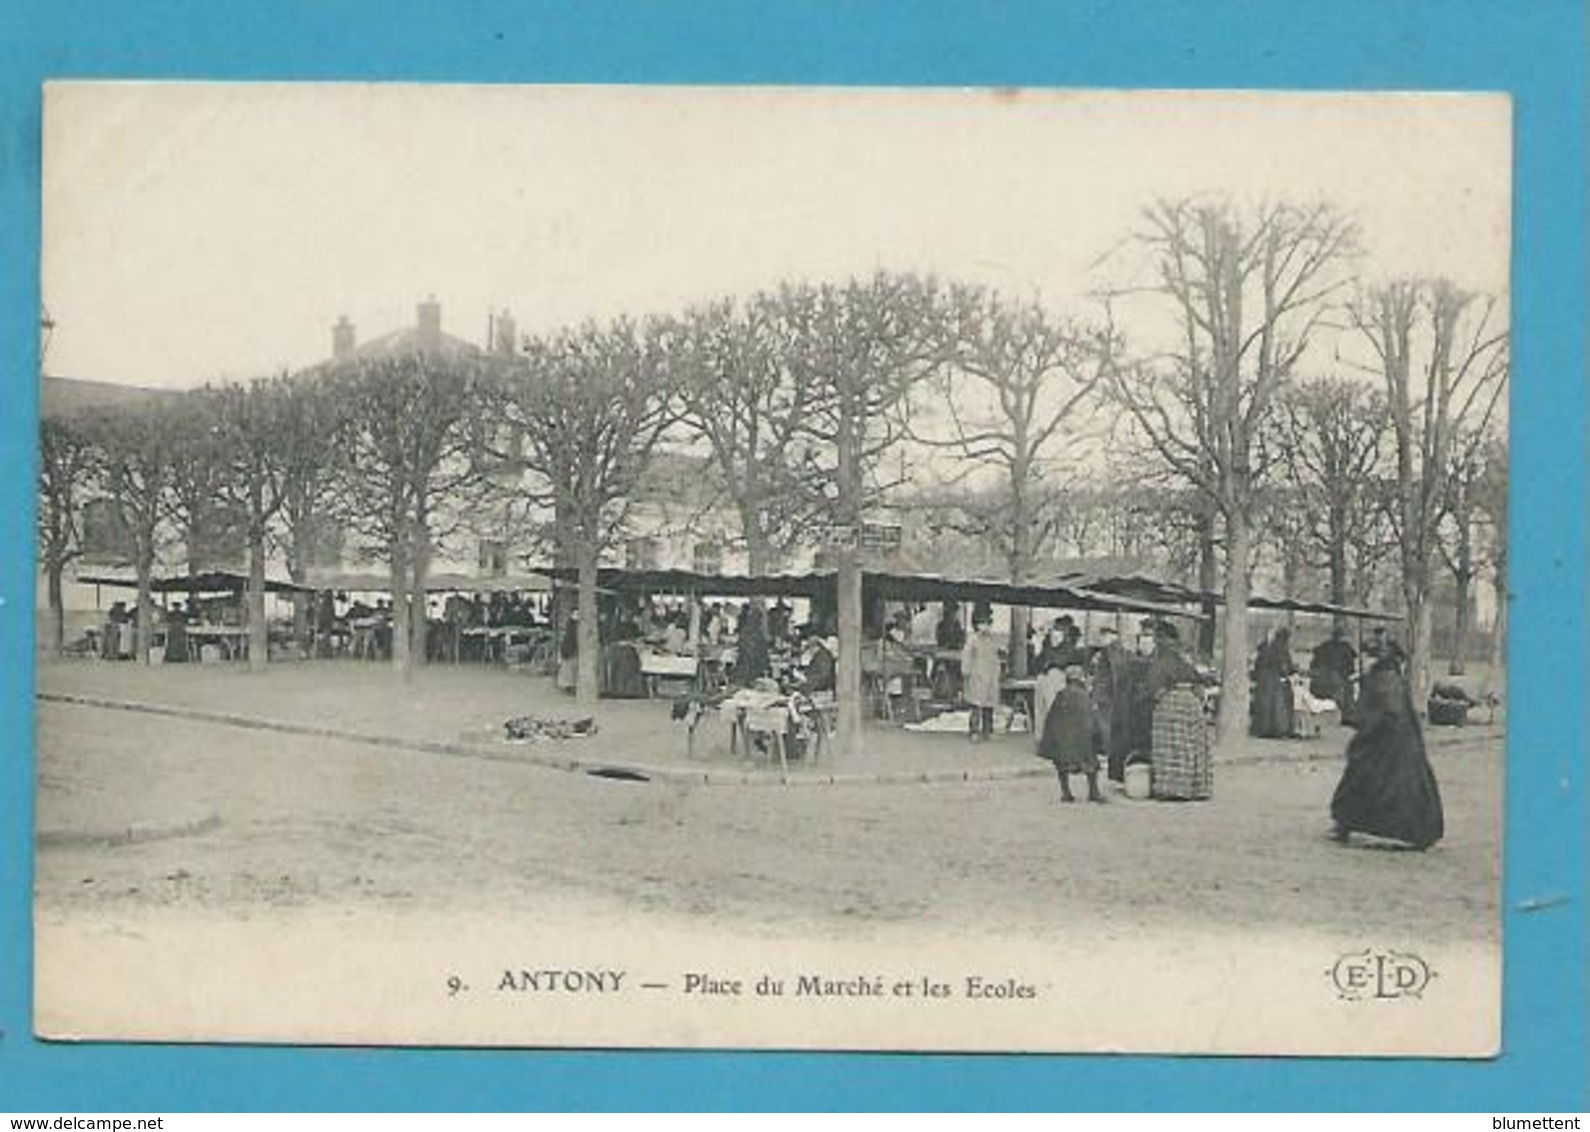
[332,316,356,360]
[416,295,442,354]
[494,309,518,357]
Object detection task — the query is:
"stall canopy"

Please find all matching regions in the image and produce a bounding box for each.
[1055,570,1401,622]
[534,566,1200,620]
[79,570,316,596]
[304,571,555,594]
[530,564,1397,623]
[423,571,553,594]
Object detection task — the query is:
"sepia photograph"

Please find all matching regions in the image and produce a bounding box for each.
[33,83,1510,1055]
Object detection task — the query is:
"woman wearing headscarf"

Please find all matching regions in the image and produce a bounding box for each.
[1146,622,1212,801]
[1329,644,1444,849]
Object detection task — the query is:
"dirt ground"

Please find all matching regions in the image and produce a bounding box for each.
[34,659,1503,947]
[27,659,1505,1053]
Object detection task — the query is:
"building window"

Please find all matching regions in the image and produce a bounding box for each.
[626,537,661,571]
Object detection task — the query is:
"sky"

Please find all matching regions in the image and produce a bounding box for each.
[40,84,1511,389]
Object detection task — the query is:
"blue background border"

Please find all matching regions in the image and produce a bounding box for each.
[1,0,1583,1112]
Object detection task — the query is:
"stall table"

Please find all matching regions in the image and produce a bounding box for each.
[640,652,700,697]
[186,624,250,662]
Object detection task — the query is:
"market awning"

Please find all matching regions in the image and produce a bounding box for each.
[534,566,1201,620]
[424,571,553,594]
[1056,570,1400,622]
[78,570,316,596]
[1246,596,1402,622]
[299,570,557,595]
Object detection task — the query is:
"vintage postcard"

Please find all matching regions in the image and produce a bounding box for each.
[34,83,1508,1055]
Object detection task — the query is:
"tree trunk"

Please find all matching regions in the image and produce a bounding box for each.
[389,540,411,679]
[1008,606,1031,678]
[409,518,431,669]
[743,511,772,578]
[288,525,311,652]
[575,539,601,708]
[835,550,863,759]
[1448,570,1472,676]
[246,531,268,672]
[134,550,155,665]
[834,377,863,761]
[1007,549,1031,680]
[1196,511,1218,659]
[1214,512,1252,756]
[47,564,65,656]
[1486,563,1507,702]
[550,500,575,639]
[1328,536,1349,635]
[1281,546,1302,635]
[1007,468,1032,679]
[1402,576,1433,712]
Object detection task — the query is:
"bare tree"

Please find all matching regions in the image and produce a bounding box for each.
[911,285,1108,675]
[165,392,239,583]
[205,380,278,670]
[37,416,97,654]
[336,354,486,678]
[81,401,179,664]
[208,376,350,670]
[673,296,833,575]
[1273,375,1390,628]
[908,482,1058,580]
[1104,196,1358,753]
[272,378,353,639]
[1349,279,1508,704]
[503,319,675,707]
[779,273,948,757]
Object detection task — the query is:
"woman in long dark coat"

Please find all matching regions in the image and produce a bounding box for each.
[1330,647,1444,849]
[606,609,648,698]
[1251,628,1298,738]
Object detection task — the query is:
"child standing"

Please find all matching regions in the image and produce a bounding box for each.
[1038,666,1107,803]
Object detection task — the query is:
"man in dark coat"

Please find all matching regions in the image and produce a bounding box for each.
[1089,628,1135,785]
[1330,644,1444,849]
[1310,626,1358,721]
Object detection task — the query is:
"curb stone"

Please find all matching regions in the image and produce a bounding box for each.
[37,691,1050,788]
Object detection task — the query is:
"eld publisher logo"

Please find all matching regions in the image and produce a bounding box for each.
[1328,949,1436,1001]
